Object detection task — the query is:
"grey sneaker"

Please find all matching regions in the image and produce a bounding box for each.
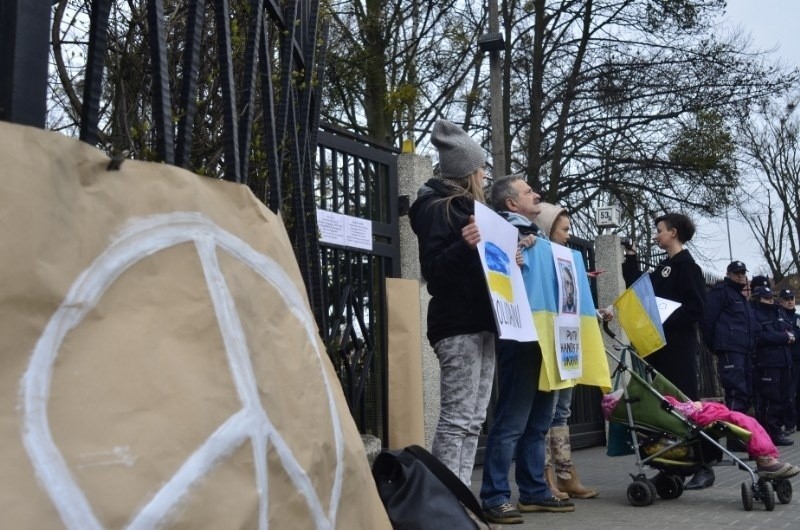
[483,502,523,524]
[518,496,575,513]
[757,461,800,479]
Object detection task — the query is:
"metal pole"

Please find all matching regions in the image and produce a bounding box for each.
[0,0,50,127]
[725,207,733,262]
[487,0,506,176]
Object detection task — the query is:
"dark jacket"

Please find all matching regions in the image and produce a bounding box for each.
[409,178,496,345]
[781,306,800,361]
[623,249,706,399]
[752,301,793,367]
[622,249,707,337]
[701,277,758,356]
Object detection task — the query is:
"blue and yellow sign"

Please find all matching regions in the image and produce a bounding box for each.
[485,242,513,301]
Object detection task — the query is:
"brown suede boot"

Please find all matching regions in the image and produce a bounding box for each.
[545,465,570,500]
[544,429,569,500]
[557,464,599,499]
[551,425,599,499]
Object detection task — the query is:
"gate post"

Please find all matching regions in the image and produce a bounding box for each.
[397,153,438,446]
[0,0,50,127]
[594,233,626,347]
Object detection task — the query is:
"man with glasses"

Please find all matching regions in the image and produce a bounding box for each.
[701,261,759,416]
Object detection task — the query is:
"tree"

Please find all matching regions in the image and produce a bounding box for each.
[323,0,796,249]
[736,97,800,281]
[499,0,795,239]
[323,0,488,147]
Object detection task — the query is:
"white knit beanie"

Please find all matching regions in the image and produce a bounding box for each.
[430,119,486,179]
[536,202,568,239]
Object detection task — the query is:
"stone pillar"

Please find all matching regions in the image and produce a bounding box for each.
[397,154,438,446]
[594,233,627,361]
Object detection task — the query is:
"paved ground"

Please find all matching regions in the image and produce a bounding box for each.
[469,429,800,529]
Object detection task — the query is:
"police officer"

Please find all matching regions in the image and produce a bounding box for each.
[752,286,796,446]
[701,261,759,414]
[777,289,799,435]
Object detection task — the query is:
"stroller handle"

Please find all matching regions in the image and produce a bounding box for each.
[603,319,616,339]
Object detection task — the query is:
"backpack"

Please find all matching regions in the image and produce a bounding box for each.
[372,445,493,530]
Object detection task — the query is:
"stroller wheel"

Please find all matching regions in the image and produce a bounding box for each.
[627,479,655,507]
[741,482,754,511]
[773,478,792,504]
[654,473,683,500]
[760,481,775,511]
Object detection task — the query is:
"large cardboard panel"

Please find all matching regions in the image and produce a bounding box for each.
[386,278,425,449]
[0,122,390,530]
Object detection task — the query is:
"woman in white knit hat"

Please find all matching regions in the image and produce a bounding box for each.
[536,203,600,500]
[409,119,496,486]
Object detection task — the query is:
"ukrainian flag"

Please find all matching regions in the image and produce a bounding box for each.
[612,274,666,357]
[522,240,611,392]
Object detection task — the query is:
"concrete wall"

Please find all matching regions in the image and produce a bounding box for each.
[397,154,438,446]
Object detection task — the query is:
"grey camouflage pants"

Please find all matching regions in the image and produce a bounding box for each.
[431,331,496,486]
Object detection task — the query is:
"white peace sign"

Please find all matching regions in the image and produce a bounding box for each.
[21,212,344,530]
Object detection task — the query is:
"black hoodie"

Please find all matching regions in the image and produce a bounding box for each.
[408,178,496,345]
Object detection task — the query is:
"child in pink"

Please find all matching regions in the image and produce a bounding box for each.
[602,391,800,478]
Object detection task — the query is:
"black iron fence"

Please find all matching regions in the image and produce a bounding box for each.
[316,123,400,440]
[1,1,400,440]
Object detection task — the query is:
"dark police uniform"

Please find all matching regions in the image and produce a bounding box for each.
[752,289,795,444]
[779,291,800,431]
[701,276,759,412]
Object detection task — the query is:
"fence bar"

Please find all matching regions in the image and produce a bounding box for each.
[175,0,206,168]
[146,0,175,164]
[0,0,50,127]
[237,0,265,182]
[212,0,241,182]
[79,0,112,145]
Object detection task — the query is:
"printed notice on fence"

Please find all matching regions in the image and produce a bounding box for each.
[316,208,373,251]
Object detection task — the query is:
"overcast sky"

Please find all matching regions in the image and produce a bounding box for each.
[692,1,798,276]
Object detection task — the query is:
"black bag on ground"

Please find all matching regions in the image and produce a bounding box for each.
[372,444,491,530]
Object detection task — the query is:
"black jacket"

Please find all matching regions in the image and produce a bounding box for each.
[701,277,758,355]
[408,178,496,345]
[752,301,793,367]
[781,306,800,361]
[623,249,706,399]
[623,249,706,336]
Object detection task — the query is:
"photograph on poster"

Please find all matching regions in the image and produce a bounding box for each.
[558,259,577,314]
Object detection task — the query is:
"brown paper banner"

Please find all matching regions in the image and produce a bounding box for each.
[0,122,390,529]
[386,278,425,449]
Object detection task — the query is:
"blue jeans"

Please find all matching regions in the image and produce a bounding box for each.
[550,388,573,427]
[480,340,556,507]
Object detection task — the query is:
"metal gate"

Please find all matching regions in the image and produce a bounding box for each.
[315,123,400,441]
[1,1,400,441]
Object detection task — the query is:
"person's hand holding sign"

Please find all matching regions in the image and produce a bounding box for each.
[515,234,536,266]
[462,215,481,249]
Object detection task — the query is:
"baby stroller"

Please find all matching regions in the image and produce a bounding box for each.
[602,323,793,511]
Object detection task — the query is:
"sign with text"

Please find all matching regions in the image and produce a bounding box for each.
[316,208,373,250]
[551,242,582,379]
[474,202,537,342]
